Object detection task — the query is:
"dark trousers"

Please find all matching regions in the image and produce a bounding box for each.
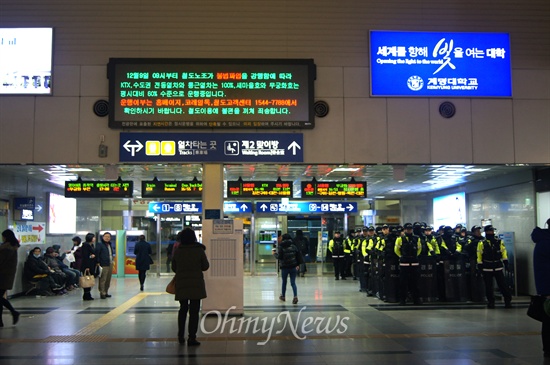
[542,321,550,354]
[0,289,17,320]
[178,299,201,340]
[333,257,345,279]
[482,269,512,304]
[357,261,366,291]
[138,270,147,286]
[399,265,420,303]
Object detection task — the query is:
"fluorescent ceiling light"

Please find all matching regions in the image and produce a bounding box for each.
[390,189,409,193]
[331,167,360,172]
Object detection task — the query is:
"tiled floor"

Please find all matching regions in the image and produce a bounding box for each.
[0,274,548,365]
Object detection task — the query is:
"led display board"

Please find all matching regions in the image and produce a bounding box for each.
[0,28,53,95]
[65,179,133,198]
[301,181,366,198]
[108,58,315,129]
[370,31,512,97]
[141,180,202,198]
[433,192,466,228]
[227,180,292,197]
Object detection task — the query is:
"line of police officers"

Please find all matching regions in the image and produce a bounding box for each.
[328,222,512,308]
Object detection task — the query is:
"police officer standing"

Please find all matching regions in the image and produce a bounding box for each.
[328,231,346,280]
[343,230,355,278]
[477,225,512,308]
[394,223,422,305]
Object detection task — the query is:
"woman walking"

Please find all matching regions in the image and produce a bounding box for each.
[0,229,21,327]
[531,219,550,358]
[274,233,303,305]
[134,235,152,291]
[172,228,209,346]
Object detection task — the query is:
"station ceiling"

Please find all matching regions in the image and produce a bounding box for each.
[0,163,533,200]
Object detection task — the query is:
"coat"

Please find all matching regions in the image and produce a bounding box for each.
[531,227,550,295]
[134,239,152,271]
[95,240,113,267]
[0,242,18,290]
[171,243,209,300]
[80,242,97,275]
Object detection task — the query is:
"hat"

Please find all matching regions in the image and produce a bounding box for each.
[368,226,375,231]
[396,225,403,231]
[455,224,463,229]
[438,225,446,231]
[362,227,369,232]
[484,225,495,232]
[424,226,433,231]
[471,225,482,232]
[334,230,341,234]
[404,223,413,229]
[382,224,389,229]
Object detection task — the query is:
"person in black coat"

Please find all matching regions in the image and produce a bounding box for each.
[80,233,97,301]
[134,235,152,291]
[0,229,21,327]
[23,247,64,295]
[531,219,550,358]
[274,233,303,304]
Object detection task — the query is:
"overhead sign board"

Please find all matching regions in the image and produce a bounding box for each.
[120,132,303,163]
[227,180,292,197]
[13,197,35,210]
[65,180,133,198]
[148,202,203,214]
[370,31,512,97]
[141,180,202,198]
[108,58,315,129]
[224,202,253,214]
[301,181,366,198]
[255,201,358,214]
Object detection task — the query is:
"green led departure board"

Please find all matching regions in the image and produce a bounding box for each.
[301,181,366,198]
[65,180,133,198]
[108,58,316,129]
[141,180,202,198]
[227,180,293,197]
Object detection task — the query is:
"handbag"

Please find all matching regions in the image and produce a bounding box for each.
[527,295,549,322]
[79,268,95,288]
[166,276,176,294]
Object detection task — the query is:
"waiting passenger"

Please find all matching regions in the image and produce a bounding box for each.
[52,245,81,290]
[23,247,64,296]
[43,247,71,290]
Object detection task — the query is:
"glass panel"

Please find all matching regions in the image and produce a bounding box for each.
[254,216,279,275]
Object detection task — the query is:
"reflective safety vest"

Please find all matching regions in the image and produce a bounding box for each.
[394,234,422,265]
[477,238,508,271]
[328,237,345,258]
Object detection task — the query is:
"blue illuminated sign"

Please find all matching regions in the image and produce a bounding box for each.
[224,202,253,214]
[120,132,303,163]
[148,202,202,214]
[255,201,358,214]
[370,31,512,97]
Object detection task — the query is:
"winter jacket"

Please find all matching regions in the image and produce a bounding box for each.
[172,242,209,300]
[276,239,302,269]
[134,239,152,271]
[24,253,51,281]
[0,242,18,290]
[96,239,114,267]
[531,227,550,295]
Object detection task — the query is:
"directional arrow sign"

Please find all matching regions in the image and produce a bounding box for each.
[148,202,203,214]
[255,201,358,214]
[223,202,253,214]
[120,133,303,163]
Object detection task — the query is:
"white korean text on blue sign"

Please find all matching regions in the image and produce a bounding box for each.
[120,132,303,163]
[370,31,511,97]
[255,201,358,214]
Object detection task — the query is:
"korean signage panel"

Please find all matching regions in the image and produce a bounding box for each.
[65,180,133,198]
[224,202,253,214]
[227,180,292,197]
[301,181,366,198]
[108,58,315,129]
[148,202,202,214]
[255,201,358,214]
[120,132,303,163]
[141,180,202,198]
[370,31,512,97]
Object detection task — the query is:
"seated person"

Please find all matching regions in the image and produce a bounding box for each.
[23,247,65,295]
[52,245,80,289]
[42,247,70,290]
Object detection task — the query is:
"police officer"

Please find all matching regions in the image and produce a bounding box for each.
[328,231,346,280]
[477,225,512,308]
[394,223,422,305]
[356,228,369,291]
[465,225,485,302]
[343,230,355,278]
[374,225,389,299]
[363,226,377,295]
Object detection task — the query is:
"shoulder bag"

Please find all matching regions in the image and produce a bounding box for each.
[79,268,95,288]
[166,276,176,294]
[527,295,550,322]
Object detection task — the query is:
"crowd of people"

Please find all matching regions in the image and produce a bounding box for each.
[328,222,513,308]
